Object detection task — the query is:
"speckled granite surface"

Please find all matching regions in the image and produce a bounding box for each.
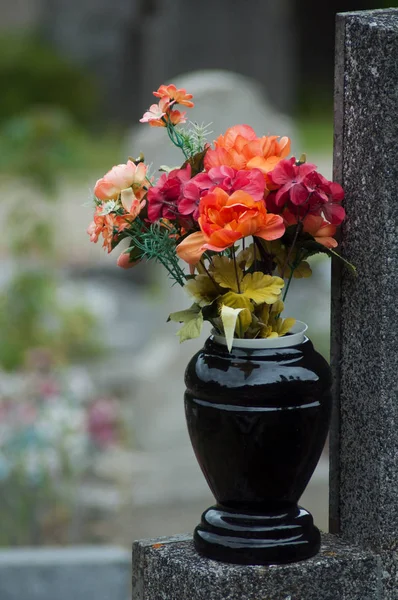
[331,8,398,599]
[132,534,380,600]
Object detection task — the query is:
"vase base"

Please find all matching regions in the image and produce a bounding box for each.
[194,504,321,565]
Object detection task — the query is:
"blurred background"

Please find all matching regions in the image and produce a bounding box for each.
[0,0,395,589]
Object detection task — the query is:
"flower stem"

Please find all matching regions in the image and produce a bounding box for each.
[231,247,241,293]
[281,221,303,280]
[200,260,219,292]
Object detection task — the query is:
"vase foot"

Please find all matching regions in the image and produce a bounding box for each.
[193,504,321,565]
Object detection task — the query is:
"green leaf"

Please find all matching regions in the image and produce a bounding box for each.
[176,311,204,343]
[168,304,201,323]
[302,240,357,274]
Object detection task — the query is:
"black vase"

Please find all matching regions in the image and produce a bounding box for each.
[184,328,332,565]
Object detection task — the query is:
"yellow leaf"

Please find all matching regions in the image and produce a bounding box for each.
[221,291,253,312]
[237,245,255,270]
[176,311,204,343]
[184,275,219,307]
[276,317,296,336]
[293,261,312,279]
[256,302,271,324]
[270,299,284,315]
[168,304,201,323]
[240,272,284,304]
[211,256,242,292]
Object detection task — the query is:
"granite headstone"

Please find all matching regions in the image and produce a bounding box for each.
[330,8,398,600]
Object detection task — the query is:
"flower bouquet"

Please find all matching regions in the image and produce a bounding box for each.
[88,83,349,351]
[87,84,351,566]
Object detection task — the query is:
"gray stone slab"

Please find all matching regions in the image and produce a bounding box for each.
[0,546,130,600]
[331,8,398,598]
[132,534,381,600]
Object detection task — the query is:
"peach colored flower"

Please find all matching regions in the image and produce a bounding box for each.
[147,109,187,128]
[204,125,290,175]
[94,161,147,201]
[87,206,106,243]
[88,212,132,253]
[120,188,146,218]
[283,211,338,249]
[153,84,194,108]
[140,97,169,125]
[177,187,285,265]
[302,214,338,248]
[117,252,140,269]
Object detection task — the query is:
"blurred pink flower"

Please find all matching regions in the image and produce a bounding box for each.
[87,398,118,448]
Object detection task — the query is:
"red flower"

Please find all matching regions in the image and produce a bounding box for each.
[267,158,346,225]
[147,165,192,222]
[179,166,266,220]
[268,157,319,207]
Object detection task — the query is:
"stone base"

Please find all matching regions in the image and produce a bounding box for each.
[132,533,381,600]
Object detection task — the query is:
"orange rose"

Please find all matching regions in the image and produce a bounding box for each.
[177,188,285,265]
[204,125,291,175]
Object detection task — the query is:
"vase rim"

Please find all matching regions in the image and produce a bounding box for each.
[211,320,308,349]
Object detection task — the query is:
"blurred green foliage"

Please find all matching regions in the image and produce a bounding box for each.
[0,106,106,371]
[0,271,102,371]
[297,116,333,155]
[0,33,97,126]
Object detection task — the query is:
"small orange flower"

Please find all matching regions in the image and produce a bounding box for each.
[153,84,194,108]
[204,125,290,175]
[101,214,132,253]
[148,109,187,128]
[177,188,285,264]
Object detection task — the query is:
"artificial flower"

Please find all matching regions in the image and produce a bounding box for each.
[147,165,192,222]
[302,214,338,248]
[153,84,194,107]
[94,161,147,202]
[120,188,146,218]
[177,188,285,264]
[267,159,345,225]
[267,157,319,207]
[204,124,290,174]
[139,97,169,125]
[117,251,140,269]
[179,166,266,219]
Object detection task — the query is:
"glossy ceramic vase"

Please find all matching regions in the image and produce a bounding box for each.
[184,322,332,565]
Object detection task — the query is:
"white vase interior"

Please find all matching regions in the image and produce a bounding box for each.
[212,321,308,349]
